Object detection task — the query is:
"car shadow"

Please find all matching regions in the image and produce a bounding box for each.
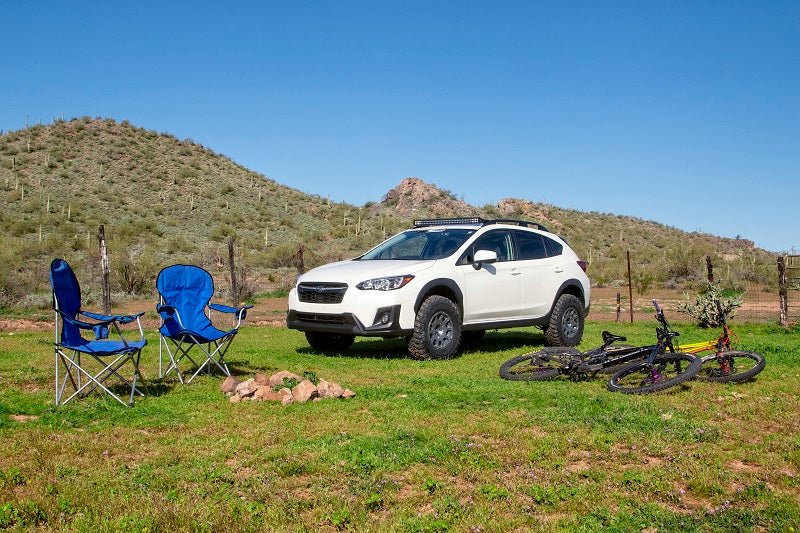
[292,329,549,360]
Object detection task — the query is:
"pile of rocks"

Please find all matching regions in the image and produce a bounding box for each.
[221,371,355,405]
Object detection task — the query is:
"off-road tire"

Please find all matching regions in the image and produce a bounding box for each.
[607,352,701,394]
[499,347,581,381]
[544,294,584,347]
[305,331,355,352]
[408,296,462,360]
[696,350,765,383]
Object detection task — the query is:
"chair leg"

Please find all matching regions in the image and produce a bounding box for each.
[55,349,143,407]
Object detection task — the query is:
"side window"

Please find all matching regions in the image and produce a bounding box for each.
[543,236,563,257]
[463,230,514,263]
[514,230,548,260]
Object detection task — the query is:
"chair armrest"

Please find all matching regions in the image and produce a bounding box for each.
[157,304,185,329]
[209,303,254,327]
[208,303,239,314]
[60,312,111,330]
[81,310,144,324]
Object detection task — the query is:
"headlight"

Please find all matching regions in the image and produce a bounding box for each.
[356,275,415,291]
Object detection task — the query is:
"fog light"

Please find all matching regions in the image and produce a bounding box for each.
[379,312,391,324]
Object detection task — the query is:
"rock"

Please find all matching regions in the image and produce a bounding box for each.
[279,388,294,405]
[235,379,256,397]
[254,372,270,386]
[229,394,241,403]
[221,376,240,394]
[341,389,356,399]
[317,380,345,398]
[291,380,319,403]
[269,371,302,388]
[253,387,282,402]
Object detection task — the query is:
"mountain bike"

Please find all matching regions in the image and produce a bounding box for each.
[499,300,701,394]
[676,301,765,383]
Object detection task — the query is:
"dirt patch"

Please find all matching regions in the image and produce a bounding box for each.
[726,459,760,474]
[10,414,40,423]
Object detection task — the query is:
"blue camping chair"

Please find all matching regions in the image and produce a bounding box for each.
[50,259,146,407]
[156,264,252,384]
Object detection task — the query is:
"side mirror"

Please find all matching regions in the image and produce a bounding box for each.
[473,249,498,270]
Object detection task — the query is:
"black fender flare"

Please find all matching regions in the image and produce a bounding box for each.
[413,278,464,315]
[543,279,588,322]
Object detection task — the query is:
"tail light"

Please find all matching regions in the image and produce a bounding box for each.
[576,260,588,272]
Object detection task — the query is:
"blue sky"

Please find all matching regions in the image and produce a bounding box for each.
[2,1,797,252]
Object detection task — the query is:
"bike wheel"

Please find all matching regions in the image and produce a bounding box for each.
[499,347,580,381]
[607,352,701,394]
[696,350,765,383]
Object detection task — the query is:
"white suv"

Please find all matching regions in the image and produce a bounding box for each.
[287,218,590,359]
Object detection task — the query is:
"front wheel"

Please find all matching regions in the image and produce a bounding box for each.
[408,296,462,360]
[499,347,581,381]
[607,353,701,394]
[696,350,765,383]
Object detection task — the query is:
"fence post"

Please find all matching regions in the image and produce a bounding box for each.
[778,256,788,327]
[626,250,634,323]
[296,245,306,275]
[97,225,111,315]
[616,292,621,322]
[228,236,239,306]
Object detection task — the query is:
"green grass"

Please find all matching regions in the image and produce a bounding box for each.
[0,321,798,531]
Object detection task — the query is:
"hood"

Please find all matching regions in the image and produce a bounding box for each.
[298,259,435,286]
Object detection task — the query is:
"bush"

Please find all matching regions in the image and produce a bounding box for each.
[679,282,743,327]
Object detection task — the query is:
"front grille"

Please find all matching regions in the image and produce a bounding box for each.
[295,313,348,325]
[298,282,348,304]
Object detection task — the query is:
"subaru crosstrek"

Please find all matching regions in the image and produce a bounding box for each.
[287,218,590,359]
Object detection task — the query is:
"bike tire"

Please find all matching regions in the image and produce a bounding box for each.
[607,352,701,394]
[499,347,580,381]
[696,350,766,383]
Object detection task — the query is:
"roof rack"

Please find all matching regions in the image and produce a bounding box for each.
[413,217,550,233]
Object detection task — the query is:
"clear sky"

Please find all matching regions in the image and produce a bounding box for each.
[1,1,797,252]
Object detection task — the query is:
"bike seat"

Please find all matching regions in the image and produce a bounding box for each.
[602,331,627,344]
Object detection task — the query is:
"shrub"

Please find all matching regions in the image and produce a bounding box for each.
[679,282,743,327]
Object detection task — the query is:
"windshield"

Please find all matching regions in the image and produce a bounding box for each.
[358,228,475,260]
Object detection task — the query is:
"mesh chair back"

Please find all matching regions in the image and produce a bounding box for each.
[50,259,84,347]
[156,265,215,335]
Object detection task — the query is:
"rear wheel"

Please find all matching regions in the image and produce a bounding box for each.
[544,294,584,347]
[305,332,355,352]
[607,352,701,394]
[696,350,765,383]
[499,347,581,381]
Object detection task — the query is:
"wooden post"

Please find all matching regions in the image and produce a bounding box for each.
[616,292,621,323]
[228,236,239,306]
[97,225,111,315]
[706,255,714,283]
[626,250,634,323]
[778,256,788,327]
[297,244,306,275]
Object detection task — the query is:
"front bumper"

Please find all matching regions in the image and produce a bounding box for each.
[286,305,411,337]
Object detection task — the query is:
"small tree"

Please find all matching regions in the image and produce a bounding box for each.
[679,282,742,328]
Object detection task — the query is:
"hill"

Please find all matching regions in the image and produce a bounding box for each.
[0,118,775,307]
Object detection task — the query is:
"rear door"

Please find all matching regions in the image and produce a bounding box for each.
[513,229,566,318]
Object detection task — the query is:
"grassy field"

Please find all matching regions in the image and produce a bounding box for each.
[0,319,798,532]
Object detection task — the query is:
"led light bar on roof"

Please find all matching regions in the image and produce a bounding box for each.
[413,217,485,227]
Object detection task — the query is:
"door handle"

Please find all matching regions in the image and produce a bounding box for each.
[553,267,564,273]
[511,271,521,276]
